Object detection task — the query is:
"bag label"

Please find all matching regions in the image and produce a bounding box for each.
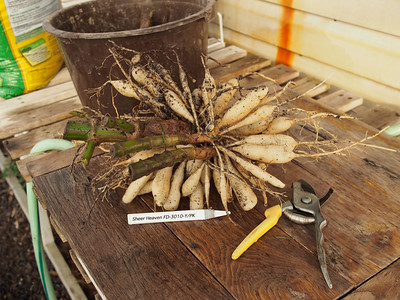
[4,0,59,42]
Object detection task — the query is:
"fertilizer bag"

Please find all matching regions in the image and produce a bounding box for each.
[0,0,64,99]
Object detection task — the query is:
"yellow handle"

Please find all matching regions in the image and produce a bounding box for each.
[232,205,282,260]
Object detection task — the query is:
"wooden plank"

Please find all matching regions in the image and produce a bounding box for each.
[318,89,363,113]
[292,77,330,98]
[260,64,300,84]
[207,45,247,69]
[261,89,400,224]
[0,96,81,139]
[69,250,92,285]
[50,216,68,243]
[207,37,226,53]
[356,104,400,130]
[44,243,87,300]
[4,119,71,160]
[138,193,350,298]
[46,67,72,88]
[0,149,30,219]
[39,200,88,300]
[210,54,271,84]
[259,96,400,285]
[282,94,400,227]
[343,259,400,299]
[32,158,234,299]
[349,104,369,117]
[267,159,400,283]
[17,152,49,181]
[261,0,400,38]
[233,64,299,89]
[208,23,400,110]
[22,147,105,182]
[0,81,76,117]
[213,0,400,90]
[257,64,299,85]
[25,147,77,179]
[2,150,86,300]
[1,146,89,300]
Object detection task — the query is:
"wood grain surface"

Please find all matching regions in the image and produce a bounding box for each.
[343,259,400,300]
[30,90,400,299]
[4,44,398,298]
[33,158,233,300]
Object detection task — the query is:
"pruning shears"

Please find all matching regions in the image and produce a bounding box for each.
[232,180,334,289]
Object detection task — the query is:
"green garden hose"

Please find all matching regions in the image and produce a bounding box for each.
[27,139,74,299]
[384,123,400,137]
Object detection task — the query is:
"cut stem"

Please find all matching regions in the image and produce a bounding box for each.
[100,116,136,133]
[111,133,215,157]
[129,147,216,181]
[63,121,127,142]
[82,140,95,168]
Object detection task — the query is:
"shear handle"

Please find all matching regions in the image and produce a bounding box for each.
[292,180,333,289]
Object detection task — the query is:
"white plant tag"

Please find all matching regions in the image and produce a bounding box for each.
[127,209,228,225]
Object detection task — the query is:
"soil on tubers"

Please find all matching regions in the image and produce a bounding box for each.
[63,45,388,214]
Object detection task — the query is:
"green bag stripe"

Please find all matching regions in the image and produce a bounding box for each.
[0,19,25,99]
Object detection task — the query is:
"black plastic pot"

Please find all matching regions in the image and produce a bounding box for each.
[43,0,215,116]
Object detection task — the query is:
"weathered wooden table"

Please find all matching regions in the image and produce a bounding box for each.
[2,47,400,299]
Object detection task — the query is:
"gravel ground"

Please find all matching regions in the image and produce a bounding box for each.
[0,177,70,299]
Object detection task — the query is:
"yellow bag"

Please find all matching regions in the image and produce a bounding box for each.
[0,0,64,99]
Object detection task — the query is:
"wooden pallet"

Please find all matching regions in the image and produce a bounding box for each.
[2,42,400,299]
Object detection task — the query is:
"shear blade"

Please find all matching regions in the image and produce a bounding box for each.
[320,188,334,206]
[296,179,334,206]
[297,179,316,194]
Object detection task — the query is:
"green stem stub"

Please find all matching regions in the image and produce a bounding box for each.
[82,140,95,168]
[63,121,92,140]
[110,133,214,158]
[111,135,181,157]
[100,116,136,133]
[63,120,127,143]
[129,147,216,181]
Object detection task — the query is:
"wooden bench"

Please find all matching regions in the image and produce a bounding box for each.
[2,43,400,299]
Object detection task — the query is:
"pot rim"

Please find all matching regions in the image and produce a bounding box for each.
[43,0,215,40]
